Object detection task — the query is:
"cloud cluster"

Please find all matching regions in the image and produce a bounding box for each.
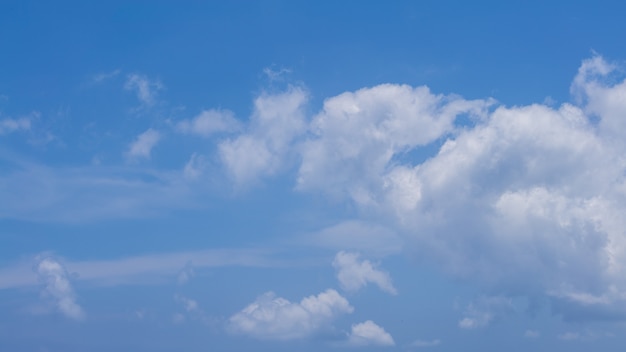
[228,289,353,340]
[218,86,308,186]
[333,251,397,294]
[219,55,626,322]
[36,257,84,320]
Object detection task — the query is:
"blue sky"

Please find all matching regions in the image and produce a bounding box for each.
[3,1,626,351]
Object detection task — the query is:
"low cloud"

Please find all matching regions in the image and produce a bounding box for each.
[409,339,441,348]
[36,257,84,320]
[0,116,32,135]
[124,73,163,107]
[126,128,161,160]
[176,109,241,137]
[333,251,397,295]
[347,320,395,347]
[228,289,353,340]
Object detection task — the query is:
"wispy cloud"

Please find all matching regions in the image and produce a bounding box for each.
[126,128,161,160]
[124,73,164,107]
[409,339,441,348]
[92,69,121,83]
[0,116,32,135]
[1,248,282,290]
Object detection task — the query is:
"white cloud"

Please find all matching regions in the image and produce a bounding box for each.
[124,73,163,107]
[126,128,161,159]
[242,55,626,322]
[228,289,353,340]
[347,320,395,347]
[183,153,207,180]
[410,339,441,348]
[176,109,241,137]
[333,251,397,295]
[0,116,31,135]
[219,86,308,186]
[36,257,85,320]
[296,84,492,205]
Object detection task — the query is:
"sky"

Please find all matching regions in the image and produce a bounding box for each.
[2,1,626,351]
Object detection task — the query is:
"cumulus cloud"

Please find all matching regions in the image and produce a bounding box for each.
[124,73,163,107]
[36,257,84,320]
[0,116,31,135]
[297,84,492,205]
[219,86,308,186]
[228,289,353,340]
[333,251,397,295]
[347,320,395,347]
[126,128,161,159]
[176,109,241,137]
[215,55,625,322]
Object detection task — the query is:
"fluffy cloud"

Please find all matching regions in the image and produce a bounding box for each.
[219,86,308,186]
[215,54,626,322]
[333,251,397,295]
[297,84,492,204]
[36,257,84,320]
[126,128,161,159]
[228,289,353,340]
[176,109,241,137]
[347,320,395,347]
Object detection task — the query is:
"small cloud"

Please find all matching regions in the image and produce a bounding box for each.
[228,289,353,340]
[177,262,195,285]
[409,339,441,348]
[92,69,121,83]
[35,257,85,320]
[175,294,199,313]
[183,153,207,180]
[347,320,395,347]
[124,73,164,107]
[126,128,161,160]
[524,330,540,338]
[557,330,612,342]
[263,66,292,82]
[176,109,241,137]
[0,116,32,135]
[333,251,397,295]
[558,332,580,341]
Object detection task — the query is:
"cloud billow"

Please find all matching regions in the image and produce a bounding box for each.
[223,55,626,322]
